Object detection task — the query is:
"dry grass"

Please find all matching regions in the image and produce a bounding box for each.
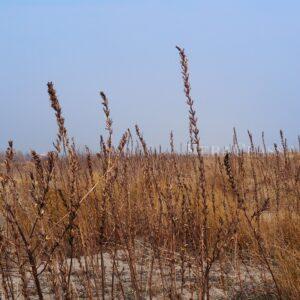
[0,47,299,299]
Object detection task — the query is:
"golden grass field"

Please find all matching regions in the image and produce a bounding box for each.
[0,47,299,299]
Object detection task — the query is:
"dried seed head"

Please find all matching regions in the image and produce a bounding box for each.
[47,82,69,148]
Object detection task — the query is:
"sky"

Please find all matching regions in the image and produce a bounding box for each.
[0,0,299,153]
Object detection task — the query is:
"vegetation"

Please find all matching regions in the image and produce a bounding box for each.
[0,47,299,299]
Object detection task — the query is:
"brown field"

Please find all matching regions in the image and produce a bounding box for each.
[0,47,299,299]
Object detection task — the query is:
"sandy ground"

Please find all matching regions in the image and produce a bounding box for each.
[0,241,276,299]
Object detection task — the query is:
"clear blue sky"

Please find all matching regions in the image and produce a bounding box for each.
[0,0,299,152]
